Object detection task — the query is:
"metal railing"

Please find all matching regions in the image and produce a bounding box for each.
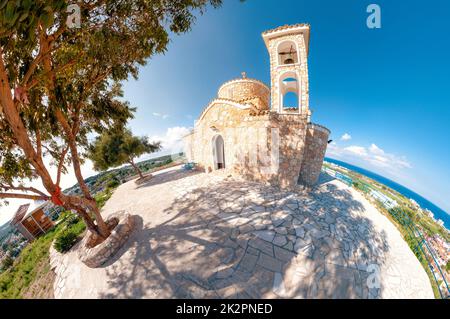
[387,206,450,299]
[322,166,450,299]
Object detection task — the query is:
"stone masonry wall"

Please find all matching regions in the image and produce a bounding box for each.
[186,102,270,175]
[299,123,330,186]
[270,113,308,188]
[184,101,316,189]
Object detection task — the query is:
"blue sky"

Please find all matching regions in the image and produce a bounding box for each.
[121,0,449,214]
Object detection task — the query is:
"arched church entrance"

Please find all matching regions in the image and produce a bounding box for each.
[212,135,225,170]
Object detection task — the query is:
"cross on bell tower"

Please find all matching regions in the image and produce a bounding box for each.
[262,24,311,116]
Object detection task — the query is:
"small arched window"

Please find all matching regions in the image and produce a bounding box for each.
[277,41,299,65]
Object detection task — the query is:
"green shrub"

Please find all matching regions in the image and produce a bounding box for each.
[107,177,120,188]
[53,229,78,253]
[1,256,13,272]
[94,187,115,208]
[64,215,78,226]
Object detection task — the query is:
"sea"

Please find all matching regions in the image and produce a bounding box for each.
[324,157,450,230]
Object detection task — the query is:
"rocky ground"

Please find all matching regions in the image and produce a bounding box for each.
[50,166,434,299]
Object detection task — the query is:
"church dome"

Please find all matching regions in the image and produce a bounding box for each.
[217,73,270,106]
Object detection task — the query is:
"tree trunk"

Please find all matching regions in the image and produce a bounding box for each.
[63,195,110,238]
[130,159,144,179]
[88,200,111,239]
[70,204,101,236]
[67,140,110,238]
[53,110,111,239]
[1,44,111,241]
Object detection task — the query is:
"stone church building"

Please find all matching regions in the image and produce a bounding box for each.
[184,24,330,188]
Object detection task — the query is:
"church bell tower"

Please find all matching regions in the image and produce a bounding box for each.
[262,24,311,118]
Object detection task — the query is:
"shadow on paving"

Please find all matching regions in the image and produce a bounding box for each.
[135,169,202,189]
[99,177,389,299]
[316,171,336,186]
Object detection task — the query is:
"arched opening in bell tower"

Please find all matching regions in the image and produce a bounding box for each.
[279,73,300,111]
[283,91,299,109]
[277,41,299,65]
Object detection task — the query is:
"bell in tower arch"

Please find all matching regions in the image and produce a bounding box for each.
[278,43,298,65]
[284,57,295,64]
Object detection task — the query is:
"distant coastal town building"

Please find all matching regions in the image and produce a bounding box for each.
[370,189,398,209]
[409,198,420,209]
[184,24,330,188]
[437,219,444,227]
[424,209,435,219]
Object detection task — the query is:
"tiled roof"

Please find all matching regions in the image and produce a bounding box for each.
[10,204,30,225]
[262,23,310,36]
[197,98,251,122]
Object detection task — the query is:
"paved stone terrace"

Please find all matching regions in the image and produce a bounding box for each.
[50,166,433,299]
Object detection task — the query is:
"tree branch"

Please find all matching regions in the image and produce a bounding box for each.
[0,184,48,198]
[35,128,42,159]
[54,109,92,200]
[0,48,56,193]
[56,145,69,186]
[0,193,47,201]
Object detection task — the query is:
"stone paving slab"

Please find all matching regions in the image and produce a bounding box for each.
[50,166,434,299]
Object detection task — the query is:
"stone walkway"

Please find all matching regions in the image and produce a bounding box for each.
[50,166,434,299]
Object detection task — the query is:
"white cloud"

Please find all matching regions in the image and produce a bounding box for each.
[340,133,352,141]
[152,112,169,120]
[344,145,368,157]
[327,142,412,172]
[149,126,192,155]
[369,143,384,155]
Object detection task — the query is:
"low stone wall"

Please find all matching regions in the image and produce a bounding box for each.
[123,161,183,182]
[78,211,134,268]
[134,173,153,185]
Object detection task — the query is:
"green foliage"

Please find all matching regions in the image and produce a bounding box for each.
[352,181,369,193]
[446,261,450,272]
[88,127,161,172]
[107,177,120,189]
[0,0,222,204]
[0,229,57,298]
[0,255,13,271]
[53,229,78,253]
[53,212,86,253]
[0,209,89,298]
[94,187,116,209]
